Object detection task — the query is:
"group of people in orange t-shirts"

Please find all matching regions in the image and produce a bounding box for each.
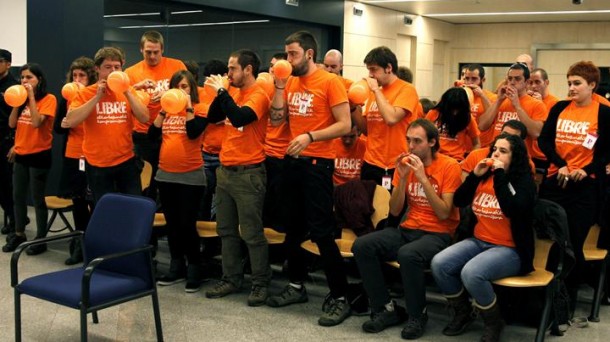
[4,29,610,342]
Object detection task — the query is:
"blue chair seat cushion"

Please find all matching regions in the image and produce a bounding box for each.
[18,267,150,308]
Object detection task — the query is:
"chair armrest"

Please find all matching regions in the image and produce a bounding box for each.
[81,245,155,307]
[11,231,84,287]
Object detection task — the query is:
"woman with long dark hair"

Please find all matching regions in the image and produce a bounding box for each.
[431,133,536,342]
[426,87,480,161]
[149,70,208,292]
[3,63,56,253]
[54,56,97,264]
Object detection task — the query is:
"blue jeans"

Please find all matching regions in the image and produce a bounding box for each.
[431,237,521,307]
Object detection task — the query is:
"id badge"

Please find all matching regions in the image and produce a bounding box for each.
[582,132,598,150]
[79,156,86,172]
[381,175,392,190]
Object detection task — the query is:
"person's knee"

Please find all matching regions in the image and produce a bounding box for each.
[351,234,376,257]
[460,262,482,289]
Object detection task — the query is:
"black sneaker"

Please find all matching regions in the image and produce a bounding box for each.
[266,284,308,308]
[2,234,27,253]
[157,273,186,286]
[184,264,208,293]
[401,313,428,340]
[26,243,47,256]
[1,224,14,235]
[362,302,407,333]
[247,285,268,307]
[318,297,351,327]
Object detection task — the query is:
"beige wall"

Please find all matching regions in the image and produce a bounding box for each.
[343,1,610,100]
[343,1,454,99]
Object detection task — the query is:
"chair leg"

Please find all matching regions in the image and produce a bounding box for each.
[14,290,21,342]
[92,311,99,324]
[535,285,554,342]
[46,210,58,232]
[80,308,88,342]
[589,259,607,322]
[152,292,164,342]
[59,211,75,232]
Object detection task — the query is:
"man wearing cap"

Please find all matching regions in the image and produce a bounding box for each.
[0,49,18,235]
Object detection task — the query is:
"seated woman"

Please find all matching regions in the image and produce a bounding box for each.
[431,133,536,342]
[425,87,480,161]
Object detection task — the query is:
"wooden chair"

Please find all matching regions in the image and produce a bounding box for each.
[153,213,166,228]
[45,196,74,233]
[140,160,153,193]
[583,224,608,322]
[264,227,286,245]
[301,185,391,257]
[492,238,559,342]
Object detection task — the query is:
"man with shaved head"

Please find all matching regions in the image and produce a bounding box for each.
[323,49,353,91]
[516,54,534,72]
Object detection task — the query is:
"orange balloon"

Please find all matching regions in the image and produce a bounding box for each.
[462,86,474,105]
[136,90,151,107]
[256,72,274,97]
[485,159,494,167]
[160,89,187,114]
[348,80,370,105]
[273,60,292,79]
[4,85,28,107]
[61,82,83,101]
[107,71,130,93]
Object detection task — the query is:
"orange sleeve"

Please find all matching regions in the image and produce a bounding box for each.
[327,76,349,108]
[392,82,419,118]
[467,115,480,139]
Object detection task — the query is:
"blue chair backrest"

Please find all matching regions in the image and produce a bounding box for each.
[83,193,156,283]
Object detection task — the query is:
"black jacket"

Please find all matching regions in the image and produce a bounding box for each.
[455,169,537,275]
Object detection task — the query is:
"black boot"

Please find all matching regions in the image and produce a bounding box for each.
[478,300,505,342]
[65,237,84,265]
[443,290,476,336]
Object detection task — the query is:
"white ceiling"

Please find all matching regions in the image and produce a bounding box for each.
[358,0,610,24]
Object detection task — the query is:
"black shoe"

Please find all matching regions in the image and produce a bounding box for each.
[401,313,428,340]
[2,234,27,253]
[362,302,407,333]
[1,224,14,235]
[65,254,84,265]
[157,273,186,286]
[184,264,208,293]
[26,243,47,256]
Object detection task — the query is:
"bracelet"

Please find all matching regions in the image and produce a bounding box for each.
[217,88,227,96]
[306,131,314,143]
[275,86,285,90]
[158,111,166,117]
[186,107,194,113]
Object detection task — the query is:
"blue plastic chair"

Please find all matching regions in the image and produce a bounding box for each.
[11,193,163,342]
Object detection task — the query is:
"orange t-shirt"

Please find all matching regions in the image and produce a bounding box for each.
[158,102,206,173]
[64,99,85,159]
[284,69,348,159]
[363,78,419,169]
[472,89,498,147]
[415,102,424,119]
[220,83,270,166]
[530,94,560,161]
[472,176,514,247]
[14,94,56,155]
[393,153,462,235]
[70,84,136,167]
[199,85,225,155]
[333,136,367,185]
[125,57,186,133]
[426,109,480,161]
[339,76,353,92]
[594,93,610,107]
[490,95,547,159]
[265,120,291,158]
[548,101,599,176]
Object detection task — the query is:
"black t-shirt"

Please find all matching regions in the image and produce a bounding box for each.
[0,72,19,137]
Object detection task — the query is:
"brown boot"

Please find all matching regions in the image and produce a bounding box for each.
[477,299,505,342]
[443,290,476,336]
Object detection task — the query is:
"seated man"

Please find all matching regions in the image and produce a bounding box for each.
[352,119,462,340]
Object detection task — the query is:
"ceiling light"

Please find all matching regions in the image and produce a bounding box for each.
[119,19,270,29]
[170,10,203,15]
[427,10,610,17]
[104,12,159,18]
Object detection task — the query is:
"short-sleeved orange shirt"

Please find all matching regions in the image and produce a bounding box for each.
[490,95,547,159]
[125,57,186,133]
[594,93,610,106]
[70,84,135,167]
[284,69,348,159]
[199,85,225,155]
[530,94,560,161]
[14,94,56,155]
[426,109,480,161]
[333,136,367,185]
[472,176,514,247]
[220,83,270,166]
[265,121,291,158]
[339,76,353,92]
[363,78,419,169]
[472,89,498,147]
[548,101,599,176]
[158,102,205,173]
[392,153,462,235]
[461,147,489,174]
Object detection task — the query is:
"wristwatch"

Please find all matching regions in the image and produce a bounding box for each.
[186,107,194,113]
[217,88,227,96]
